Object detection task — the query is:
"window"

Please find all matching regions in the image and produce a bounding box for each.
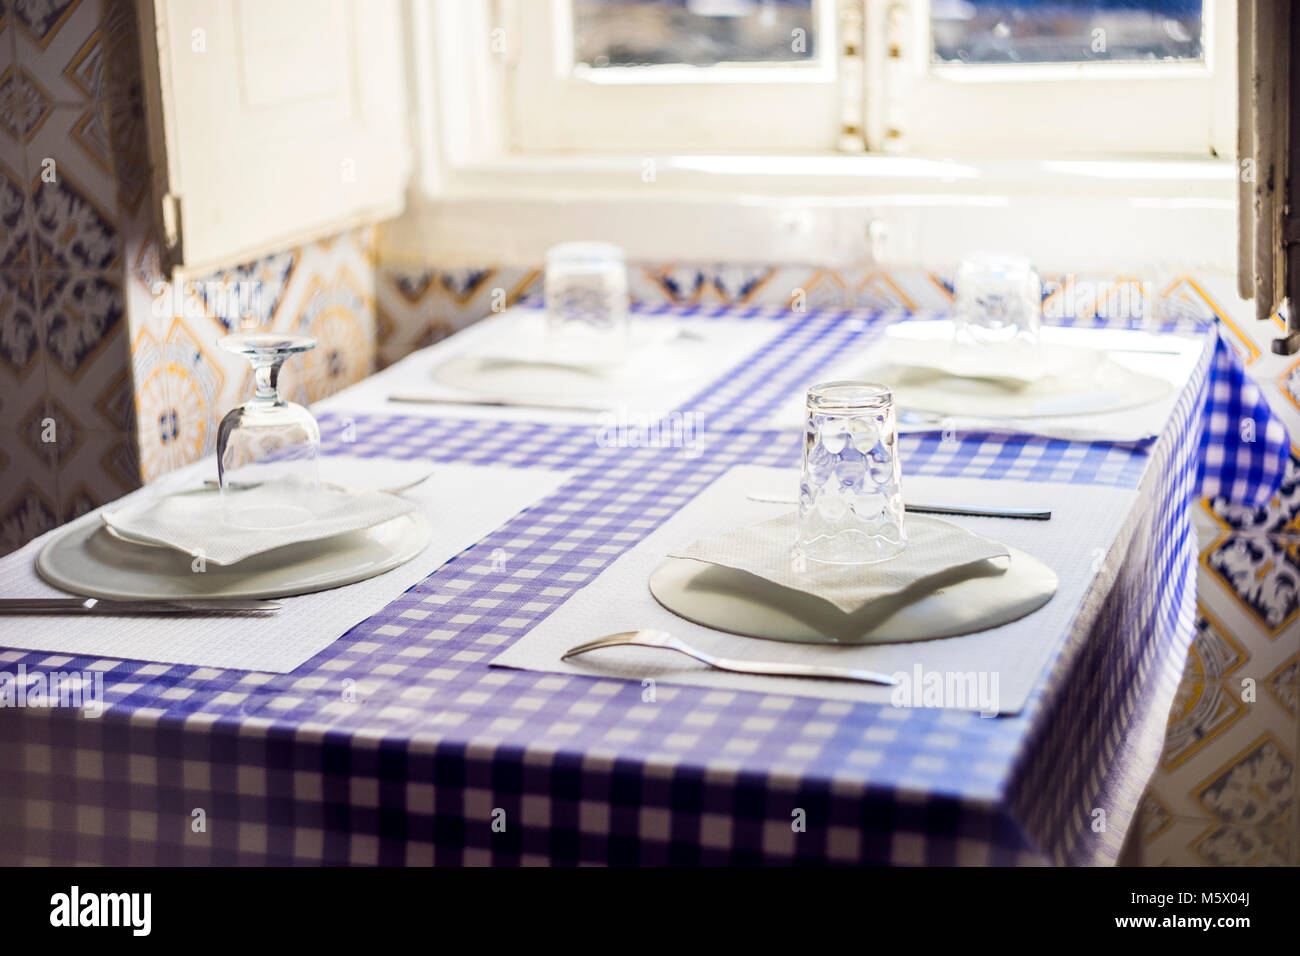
[931,0,1204,64]
[502,0,1233,155]
[573,0,819,67]
[509,0,843,152]
[897,0,1233,155]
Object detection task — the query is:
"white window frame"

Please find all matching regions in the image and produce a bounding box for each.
[507,0,843,153]
[884,0,1237,157]
[388,0,1240,274]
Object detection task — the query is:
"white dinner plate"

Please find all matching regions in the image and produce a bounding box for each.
[430,321,702,400]
[879,357,1171,418]
[648,544,1057,645]
[37,510,431,601]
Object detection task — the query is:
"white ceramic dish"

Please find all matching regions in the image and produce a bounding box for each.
[37,510,431,601]
[648,543,1058,645]
[882,357,1171,418]
[430,320,702,400]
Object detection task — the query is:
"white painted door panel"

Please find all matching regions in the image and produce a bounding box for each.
[143,0,409,271]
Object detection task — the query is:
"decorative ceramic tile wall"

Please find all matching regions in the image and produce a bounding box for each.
[0,0,135,555]
[123,225,379,484]
[0,0,380,555]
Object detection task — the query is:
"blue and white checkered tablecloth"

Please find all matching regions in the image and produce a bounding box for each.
[0,306,1289,866]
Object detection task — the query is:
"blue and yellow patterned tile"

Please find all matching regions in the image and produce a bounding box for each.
[0,62,54,146]
[154,317,224,468]
[10,0,110,108]
[1278,357,1300,421]
[636,265,707,305]
[385,266,436,307]
[23,98,119,273]
[1039,273,1161,327]
[635,264,778,307]
[1193,732,1294,827]
[128,322,174,482]
[291,265,375,404]
[1143,549,1296,837]
[0,380,61,556]
[1134,792,1176,847]
[37,302,130,445]
[1199,530,1300,641]
[878,267,958,313]
[356,222,378,268]
[434,266,498,307]
[118,211,167,339]
[1262,651,1298,720]
[23,391,82,468]
[373,261,526,369]
[0,268,44,422]
[501,266,543,308]
[1199,445,1300,640]
[28,156,117,272]
[375,265,448,368]
[55,425,139,520]
[777,268,848,311]
[104,97,145,217]
[1160,275,1260,365]
[1159,606,1249,772]
[0,438,59,556]
[1132,814,1293,866]
[703,265,778,305]
[848,270,918,312]
[1202,451,1300,538]
[37,270,123,376]
[1190,820,1294,866]
[10,0,84,50]
[191,248,297,335]
[0,106,34,271]
[926,270,955,303]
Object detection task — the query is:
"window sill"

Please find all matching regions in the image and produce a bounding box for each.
[380,153,1237,274]
[438,153,1235,199]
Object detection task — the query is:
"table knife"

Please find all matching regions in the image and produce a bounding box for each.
[0,598,281,615]
[387,393,612,413]
[745,493,1050,520]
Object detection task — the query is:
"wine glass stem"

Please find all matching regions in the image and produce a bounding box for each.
[254,358,282,403]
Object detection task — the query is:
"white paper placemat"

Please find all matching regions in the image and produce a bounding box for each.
[0,458,572,673]
[491,464,1137,714]
[317,307,786,425]
[761,323,1207,442]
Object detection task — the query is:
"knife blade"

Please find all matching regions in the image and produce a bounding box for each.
[744,493,1050,520]
[0,598,281,614]
[386,393,612,413]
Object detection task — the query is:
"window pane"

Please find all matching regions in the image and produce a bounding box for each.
[573,0,817,69]
[932,0,1203,64]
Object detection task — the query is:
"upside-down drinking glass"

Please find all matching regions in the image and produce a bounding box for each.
[797,382,906,564]
[217,333,321,529]
[544,241,630,361]
[953,253,1042,348]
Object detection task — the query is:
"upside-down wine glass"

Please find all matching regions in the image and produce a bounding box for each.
[216,333,321,529]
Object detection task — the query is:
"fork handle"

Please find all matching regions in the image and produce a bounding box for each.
[695,653,898,686]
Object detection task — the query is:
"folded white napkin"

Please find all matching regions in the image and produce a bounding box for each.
[669,512,1009,614]
[101,485,415,566]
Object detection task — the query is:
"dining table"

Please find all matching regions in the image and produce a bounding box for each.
[0,303,1290,866]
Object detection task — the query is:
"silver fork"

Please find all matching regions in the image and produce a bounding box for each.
[562,630,898,686]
